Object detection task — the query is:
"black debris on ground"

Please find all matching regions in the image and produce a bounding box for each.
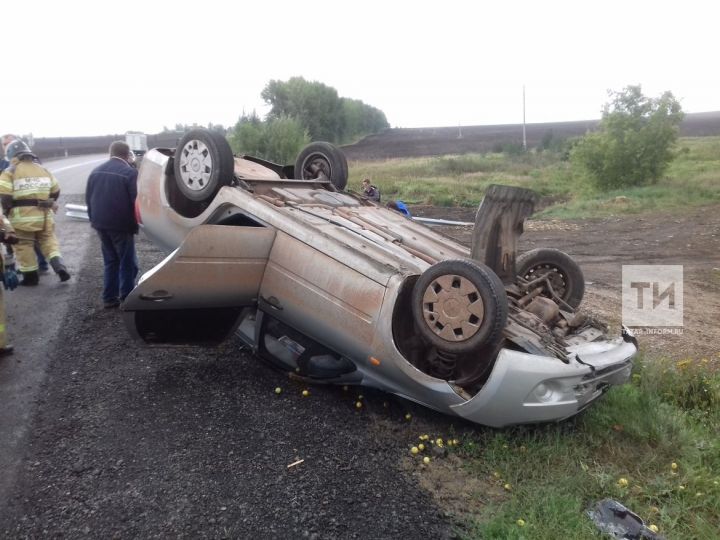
[0,233,454,539]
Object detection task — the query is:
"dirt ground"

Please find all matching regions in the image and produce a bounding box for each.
[417,204,720,362]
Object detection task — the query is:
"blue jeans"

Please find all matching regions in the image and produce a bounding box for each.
[35,242,48,270]
[97,229,139,303]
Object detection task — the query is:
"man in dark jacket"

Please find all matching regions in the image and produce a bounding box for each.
[86,141,139,308]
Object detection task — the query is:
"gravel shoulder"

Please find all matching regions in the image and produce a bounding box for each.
[0,231,452,539]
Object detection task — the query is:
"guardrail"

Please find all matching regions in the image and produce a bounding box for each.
[65,204,89,220]
[33,133,183,160]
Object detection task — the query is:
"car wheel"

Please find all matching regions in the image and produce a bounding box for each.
[516,248,585,308]
[294,142,348,190]
[174,129,234,202]
[412,259,508,355]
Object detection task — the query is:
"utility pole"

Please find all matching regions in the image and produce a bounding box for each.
[522,85,527,151]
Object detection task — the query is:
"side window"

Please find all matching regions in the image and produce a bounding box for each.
[214,212,264,227]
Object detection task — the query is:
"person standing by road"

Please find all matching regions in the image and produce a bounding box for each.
[0,140,69,285]
[0,133,15,152]
[85,141,139,309]
[1,134,50,273]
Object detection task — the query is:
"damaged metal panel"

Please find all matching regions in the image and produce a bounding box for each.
[122,135,638,427]
[588,499,665,539]
[471,184,539,283]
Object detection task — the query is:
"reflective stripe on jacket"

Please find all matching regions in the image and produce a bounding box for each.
[0,209,15,272]
[0,159,59,232]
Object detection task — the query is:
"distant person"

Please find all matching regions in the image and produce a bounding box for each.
[361,178,381,202]
[0,134,49,273]
[0,139,69,285]
[386,200,411,217]
[85,141,139,309]
[0,133,15,151]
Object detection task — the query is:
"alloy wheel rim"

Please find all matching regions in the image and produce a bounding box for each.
[178,139,213,191]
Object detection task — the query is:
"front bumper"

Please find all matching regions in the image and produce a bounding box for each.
[449,330,637,427]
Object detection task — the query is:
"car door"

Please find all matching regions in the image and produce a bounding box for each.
[257,230,387,362]
[122,224,276,345]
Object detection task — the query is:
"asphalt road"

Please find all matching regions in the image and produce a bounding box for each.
[0,155,454,538]
[0,155,103,511]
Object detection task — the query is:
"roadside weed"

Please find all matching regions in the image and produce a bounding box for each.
[445,356,720,539]
[349,136,720,219]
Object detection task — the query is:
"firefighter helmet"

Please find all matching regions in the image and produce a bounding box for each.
[5,139,34,160]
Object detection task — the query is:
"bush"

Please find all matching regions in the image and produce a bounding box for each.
[571,85,684,190]
[228,113,309,164]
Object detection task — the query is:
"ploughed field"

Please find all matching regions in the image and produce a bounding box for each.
[342,111,720,160]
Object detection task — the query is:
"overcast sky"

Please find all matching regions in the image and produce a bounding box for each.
[3,0,718,137]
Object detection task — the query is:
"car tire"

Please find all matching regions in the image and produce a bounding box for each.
[516,248,585,308]
[294,142,348,190]
[412,259,508,355]
[174,129,234,202]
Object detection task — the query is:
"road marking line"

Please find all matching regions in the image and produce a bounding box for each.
[49,158,105,174]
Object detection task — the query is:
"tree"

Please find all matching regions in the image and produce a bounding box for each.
[262,77,344,142]
[228,112,263,156]
[228,113,309,164]
[341,98,389,142]
[571,85,684,190]
[261,77,389,143]
[206,122,227,134]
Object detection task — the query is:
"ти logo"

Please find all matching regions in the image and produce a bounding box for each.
[622,265,683,328]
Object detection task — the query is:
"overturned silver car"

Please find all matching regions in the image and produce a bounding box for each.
[122,129,637,427]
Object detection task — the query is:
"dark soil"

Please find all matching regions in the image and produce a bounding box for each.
[0,233,458,539]
[423,204,720,361]
[342,111,720,160]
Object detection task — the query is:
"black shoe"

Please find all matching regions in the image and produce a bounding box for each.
[103,299,120,309]
[50,257,70,282]
[20,271,39,286]
[0,345,14,356]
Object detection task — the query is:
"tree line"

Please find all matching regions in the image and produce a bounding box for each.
[229,77,389,163]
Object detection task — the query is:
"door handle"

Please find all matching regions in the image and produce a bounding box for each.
[139,290,173,301]
[260,295,283,311]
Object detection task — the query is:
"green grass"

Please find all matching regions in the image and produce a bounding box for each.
[352,137,720,536]
[349,137,720,218]
[444,356,720,539]
[352,138,720,536]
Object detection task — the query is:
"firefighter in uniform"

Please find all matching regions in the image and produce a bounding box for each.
[0,206,19,355]
[0,139,70,285]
